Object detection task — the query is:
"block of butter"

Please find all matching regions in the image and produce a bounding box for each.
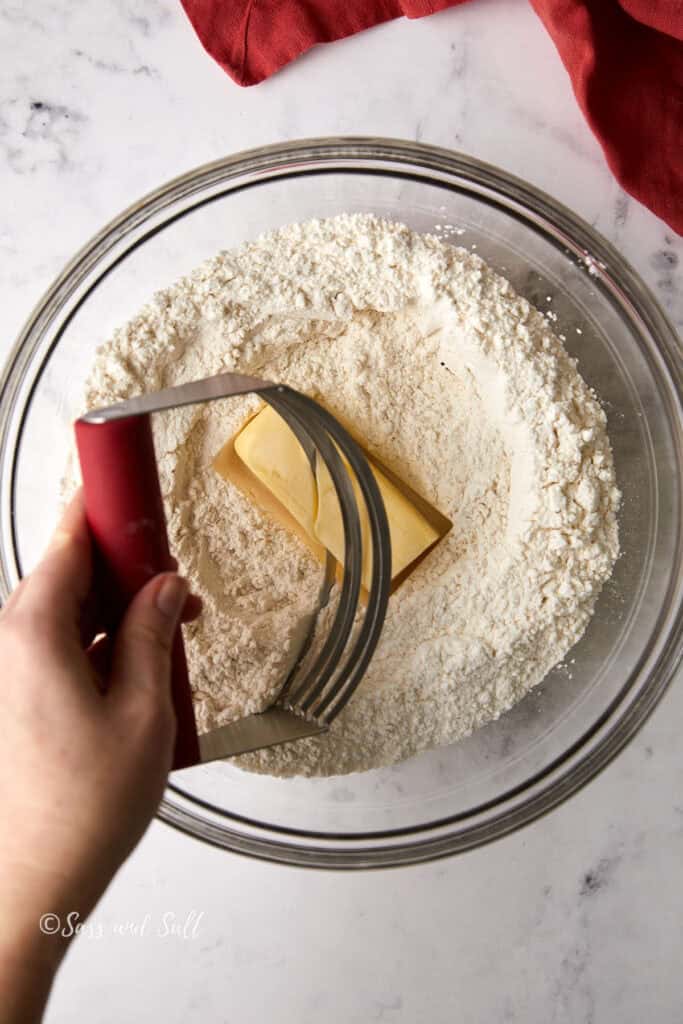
[216,404,450,593]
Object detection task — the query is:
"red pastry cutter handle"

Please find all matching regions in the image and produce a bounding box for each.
[75,414,200,769]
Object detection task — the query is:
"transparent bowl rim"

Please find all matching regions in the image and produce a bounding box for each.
[1,137,681,869]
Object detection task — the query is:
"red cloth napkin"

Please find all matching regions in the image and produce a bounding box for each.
[180,0,682,234]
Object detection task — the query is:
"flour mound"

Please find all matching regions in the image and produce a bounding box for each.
[83,215,620,777]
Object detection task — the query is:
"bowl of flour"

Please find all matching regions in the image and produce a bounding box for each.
[1,141,680,866]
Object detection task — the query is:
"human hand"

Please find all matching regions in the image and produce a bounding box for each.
[0,491,200,1019]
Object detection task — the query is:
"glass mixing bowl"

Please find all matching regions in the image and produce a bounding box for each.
[1,139,681,868]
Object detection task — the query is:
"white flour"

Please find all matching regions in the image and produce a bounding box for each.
[82,214,620,777]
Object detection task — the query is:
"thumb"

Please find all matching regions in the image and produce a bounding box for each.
[109,573,188,705]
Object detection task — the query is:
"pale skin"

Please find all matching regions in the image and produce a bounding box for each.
[0,492,201,1022]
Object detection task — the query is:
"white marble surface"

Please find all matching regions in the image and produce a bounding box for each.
[1,0,681,1021]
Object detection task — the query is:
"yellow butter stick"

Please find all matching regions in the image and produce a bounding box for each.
[232,405,445,591]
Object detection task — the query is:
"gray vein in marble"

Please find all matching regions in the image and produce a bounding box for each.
[371,994,403,1020]
[0,96,87,174]
[543,847,630,1020]
[0,6,49,34]
[512,104,604,166]
[579,854,621,897]
[448,36,468,82]
[614,193,630,229]
[552,934,595,1024]
[70,47,157,78]
[649,235,682,327]
[113,0,173,37]
[414,34,468,146]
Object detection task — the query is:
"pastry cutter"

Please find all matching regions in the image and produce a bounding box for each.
[75,373,392,770]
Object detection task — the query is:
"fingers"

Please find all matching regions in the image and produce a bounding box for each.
[181,593,203,623]
[87,592,199,685]
[87,634,112,687]
[109,574,188,709]
[8,492,93,634]
[162,558,202,621]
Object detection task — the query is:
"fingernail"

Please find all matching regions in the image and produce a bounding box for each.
[156,575,188,619]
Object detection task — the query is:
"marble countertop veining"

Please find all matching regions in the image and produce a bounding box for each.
[1,1,681,1021]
